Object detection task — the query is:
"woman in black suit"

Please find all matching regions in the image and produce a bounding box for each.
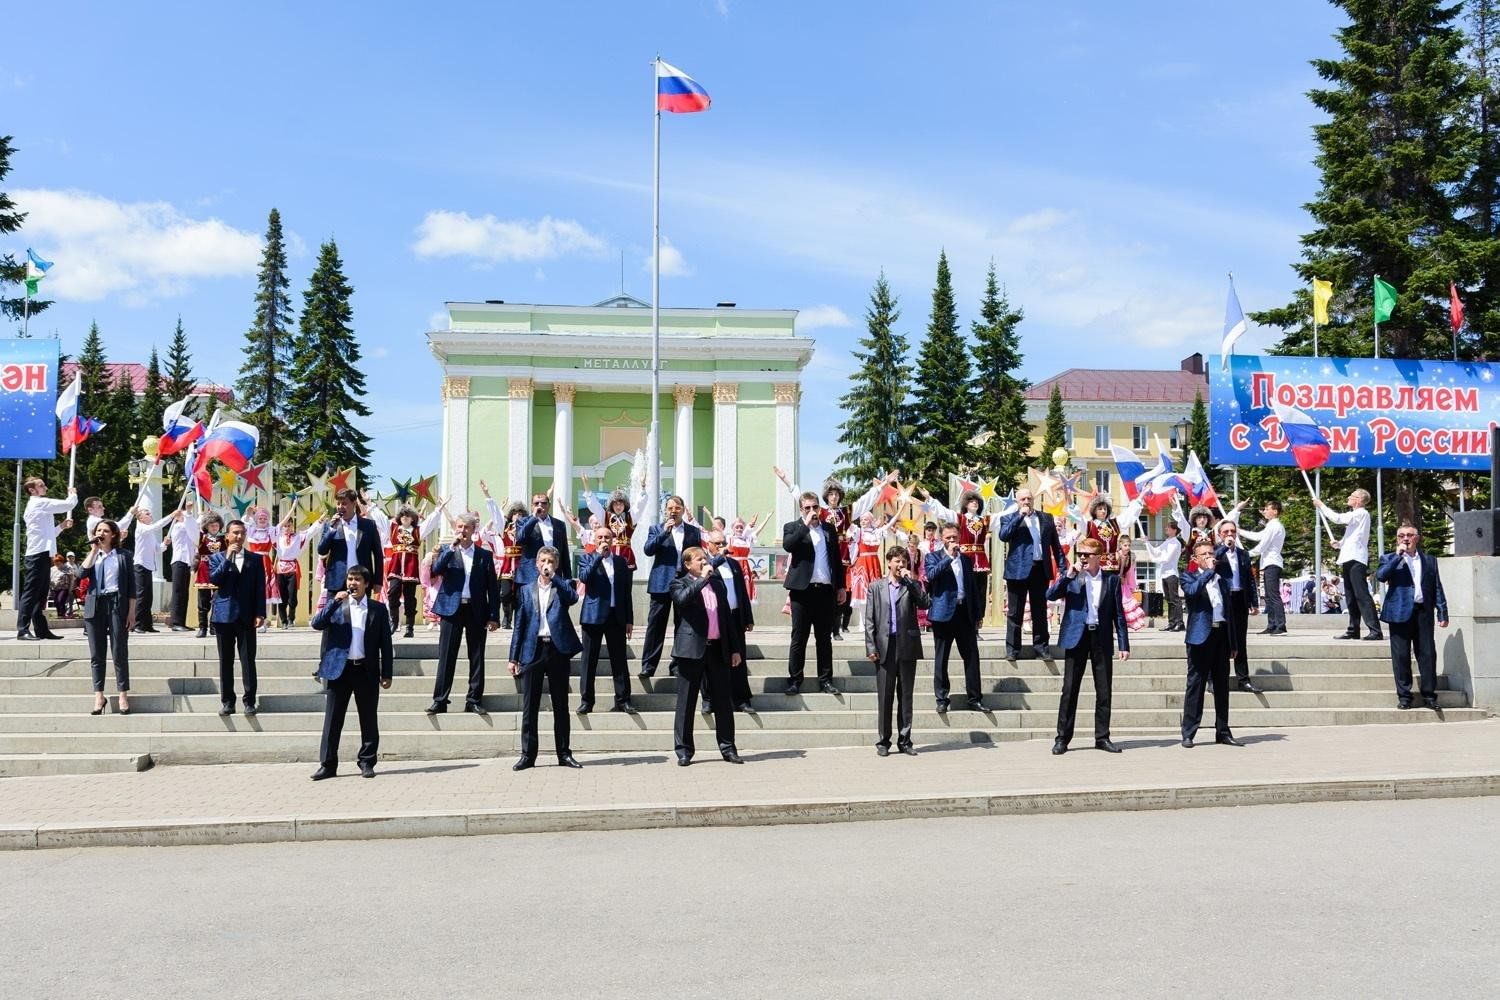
[80,519,136,715]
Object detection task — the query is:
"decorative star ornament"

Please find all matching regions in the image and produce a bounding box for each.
[978,477,998,501]
[216,467,239,492]
[231,493,256,517]
[238,461,270,491]
[412,474,439,505]
[303,471,330,501]
[328,466,357,495]
[300,508,325,530]
[390,477,414,503]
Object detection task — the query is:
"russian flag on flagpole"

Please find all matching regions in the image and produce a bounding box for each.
[657,59,711,113]
[55,373,80,437]
[195,419,259,473]
[1272,403,1332,471]
[158,396,205,457]
[1220,277,1248,371]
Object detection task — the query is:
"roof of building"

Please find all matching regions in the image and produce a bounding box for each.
[61,362,232,402]
[1024,354,1208,404]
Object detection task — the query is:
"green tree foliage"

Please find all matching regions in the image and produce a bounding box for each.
[163,316,195,404]
[236,208,295,468]
[969,262,1032,489]
[140,347,166,446]
[0,135,51,328]
[836,272,912,482]
[907,250,975,500]
[1040,384,1068,460]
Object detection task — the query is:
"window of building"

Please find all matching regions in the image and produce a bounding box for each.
[1063,425,1073,450]
[1133,425,1148,450]
[1094,469,1111,494]
[1094,424,1109,450]
[1169,426,1181,449]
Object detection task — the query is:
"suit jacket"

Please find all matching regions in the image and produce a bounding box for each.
[514,515,572,587]
[509,577,582,667]
[1213,544,1260,610]
[208,551,267,625]
[781,518,847,591]
[998,510,1064,581]
[709,555,755,632]
[644,521,702,593]
[79,549,135,620]
[1377,551,1449,624]
[863,575,930,662]
[430,543,501,621]
[312,597,394,682]
[578,551,634,627]
[317,515,384,592]
[1181,566,1232,646]
[1046,570,1130,655]
[924,550,981,623]
[669,570,744,663]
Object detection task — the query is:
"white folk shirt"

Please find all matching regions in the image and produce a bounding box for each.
[1235,515,1286,570]
[1326,506,1371,566]
[1144,537,1182,581]
[1206,575,1225,623]
[809,523,833,585]
[1405,553,1424,604]
[168,513,200,567]
[120,511,173,573]
[24,494,75,557]
[349,597,368,661]
[457,543,474,599]
[602,556,616,608]
[95,549,121,594]
[1084,569,1102,626]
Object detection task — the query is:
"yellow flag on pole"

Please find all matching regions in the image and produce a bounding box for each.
[1312,278,1333,325]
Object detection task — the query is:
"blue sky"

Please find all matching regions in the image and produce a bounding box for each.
[2,0,1346,491]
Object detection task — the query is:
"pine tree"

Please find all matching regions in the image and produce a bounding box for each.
[1460,0,1500,357]
[0,135,51,329]
[969,262,1031,489]
[236,208,295,467]
[835,273,912,482]
[140,347,166,446]
[1181,391,1211,469]
[907,250,975,500]
[284,239,371,475]
[1040,384,1068,460]
[70,324,134,532]
[163,317,195,404]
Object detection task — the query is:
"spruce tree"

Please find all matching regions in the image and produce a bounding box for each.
[284,239,371,475]
[969,262,1032,489]
[1459,0,1500,356]
[236,208,295,467]
[835,272,912,482]
[1040,384,1068,460]
[163,317,195,403]
[1182,391,1211,468]
[0,135,51,328]
[907,250,975,500]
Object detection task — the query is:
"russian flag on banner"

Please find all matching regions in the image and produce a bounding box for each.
[195,419,259,472]
[159,396,205,457]
[1272,403,1332,471]
[657,59,711,113]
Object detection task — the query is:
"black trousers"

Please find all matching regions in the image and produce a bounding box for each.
[1389,602,1438,700]
[875,643,916,749]
[196,588,213,633]
[1056,630,1112,744]
[18,552,56,636]
[276,573,299,625]
[640,593,672,674]
[580,620,632,706]
[519,642,572,761]
[838,587,854,631]
[319,658,380,769]
[432,601,487,708]
[1227,589,1251,681]
[1005,561,1051,651]
[788,583,836,685]
[170,561,191,627]
[1183,626,1232,741]
[84,595,130,693]
[1344,561,1380,635]
[1261,566,1284,631]
[1162,576,1183,629]
[972,571,989,626]
[131,565,155,631]
[214,619,258,706]
[386,578,418,630]
[931,612,981,703]
[702,649,753,708]
[674,640,736,759]
[498,578,516,627]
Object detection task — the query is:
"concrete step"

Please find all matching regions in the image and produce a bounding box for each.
[0,752,152,777]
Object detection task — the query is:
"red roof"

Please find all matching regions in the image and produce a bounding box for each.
[1025,355,1208,404]
[61,362,232,402]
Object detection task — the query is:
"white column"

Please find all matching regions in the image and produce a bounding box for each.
[673,384,696,510]
[774,382,799,528]
[552,382,575,507]
[712,382,738,517]
[507,377,534,505]
[443,376,471,512]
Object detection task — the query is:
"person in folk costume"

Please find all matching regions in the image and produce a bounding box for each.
[725,514,765,603]
[581,472,650,572]
[242,506,280,633]
[273,511,323,629]
[193,513,226,639]
[1112,497,1149,633]
[912,520,941,631]
[385,502,447,639]
[1083,496,1125,576]
[919,488,995,628]
[1175,500,1223,553]
[847,510,897,616]
[361,490,392,569]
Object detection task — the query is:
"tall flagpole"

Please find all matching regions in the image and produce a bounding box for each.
[646,56,662,530]
[1311,279,1323,613]
[12,294,29,610]
[1372,282,1384,564]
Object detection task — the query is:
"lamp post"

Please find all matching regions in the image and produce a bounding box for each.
[127,436,175,610]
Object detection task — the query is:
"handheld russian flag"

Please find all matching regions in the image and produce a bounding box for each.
[55,373,80,432]
[1109,445,1147,501]
[1271,404,1332,471]
[1174,452,1219,509]
[61,416,106,453]
[158,396,205,457]
[657,59,711,113]
[196,419,259,472]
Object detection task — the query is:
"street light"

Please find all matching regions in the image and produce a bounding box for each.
[1173,417,1192,452]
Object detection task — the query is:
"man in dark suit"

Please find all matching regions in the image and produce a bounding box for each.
[310,566,394,780]
[783,491,846,696]
[638,495,700,679]
[926,522,987,713]
[1215,519,1262,694]
[576,524,635,714]
[669,546,744,766]
[425,512,500,715]
[507,545,583,770]
[999,487,1065,659]
[863,545,931,756]
[317,488,384,596]
[209,519,267,716]
[1377,523,1450,710]
[701,528,755,714]
[80,519,136,714]
[514,488,572,588]
[1181,539,1243,748]
[1046,537,1130,755]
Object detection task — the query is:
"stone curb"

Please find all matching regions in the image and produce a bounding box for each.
[2,771,1496,851]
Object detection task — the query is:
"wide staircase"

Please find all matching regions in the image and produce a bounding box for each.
[0,621,1485,776]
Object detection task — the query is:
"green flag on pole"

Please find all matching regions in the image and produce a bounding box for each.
[1373,276,1398,323]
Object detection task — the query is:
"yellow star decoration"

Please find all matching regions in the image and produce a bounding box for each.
[301,509,325,530]
[978,477,998,500]
[217,467,238,492]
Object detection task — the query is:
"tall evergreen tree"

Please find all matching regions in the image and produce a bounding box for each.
[163,317,195,404]
[1181,391,1211,470]
[907,250,976,500]
[1040,384,1068,460]
[835,273,912,482]
[1459,0,1500,356]
[969,262,1032,489]
[140,347,166,445]
[284,239,371,474]
[0,135,51,329]
[236,208,295,467]
[68,324,133,528]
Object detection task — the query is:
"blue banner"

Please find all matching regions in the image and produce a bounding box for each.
[1208,353,1500,472]
[0,338,60,460]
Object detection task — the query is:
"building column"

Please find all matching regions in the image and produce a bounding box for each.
[712,382,738,518]
[673,384,696,509]
[507,377,534,505]
[552,382,575,508]
[774,382,800,528]
[442,376,471,513]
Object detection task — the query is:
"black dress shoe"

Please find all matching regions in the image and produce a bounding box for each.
[1051,739,1067,755]
[876,745,890,757]
[311,766,336,781]
[465,703,488,716]
[196,628,208,639]
[785,684,801,697]
[721,750,744,764]
[1033,645,1051,659]
[1423,696,1439,710]
[558,753,583,768]
[676,754,691,766]
[425,702,446,715]
[1237,679,1260,694]
[638,669,655,680]
[1333,632,1358,640]
[700,702,712,714]
[512,757,535,771]
[1363,632,1384,641]
[1004,648,1019,660]
[243,702,258,716]
[898,744,918,756]
[967,697,987,712]
[576,702,592,715]
[218,703,233,717]
[16,631,37,641]
[41,632,63,640]
[1216,734,1245,747]
[616,700,638,714]
[1095,738,1122,753]
[1397,698,1413,710]
[403,626,414,639]
[736,702,756,714]
[819,680,840,696]
[1256,628,1275,635]
[1181,737,1195,748]
[936,700,950,713]
[359,763,375,778]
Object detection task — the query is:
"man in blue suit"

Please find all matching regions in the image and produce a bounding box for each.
[513,488,572,588]
[638,495,700,679]
[926,522,988,712]
[209,519,267,716]
[426,512,500,715]
[999,488,1064,660]
[310,567,393,780]
[1046,537,1130,755]
[317,488,384,596]
[508,545,583,770]
[1377,523,1449,710]
[1180,539,1243,748]
[576,524,635,714]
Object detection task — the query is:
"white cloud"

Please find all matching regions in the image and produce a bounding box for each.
[426,310,449,331]
[796,304,853,332]
[412,210,608,264]
[13,188,263,302]
[642,237,692,278]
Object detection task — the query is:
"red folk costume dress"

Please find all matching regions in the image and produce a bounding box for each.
[1086,517,1124,573]
[847,524,891,602]
[726,529,756,601]
[195,529,224,588]
[244,518,278,603]
[274,524,316,602]
[585,488,647,571]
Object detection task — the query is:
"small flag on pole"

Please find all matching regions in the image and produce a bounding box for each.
[1373,276,1398,324]
[158,396,205,457]
[1312,278,1333,325]
[1450,282,1466,333]
[1220,278,1248,370]
[656,60,711,113]
[24,248,52,297]
[1272,404,1332,471]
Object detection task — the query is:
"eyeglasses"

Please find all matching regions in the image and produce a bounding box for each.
[801,505,817,512]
